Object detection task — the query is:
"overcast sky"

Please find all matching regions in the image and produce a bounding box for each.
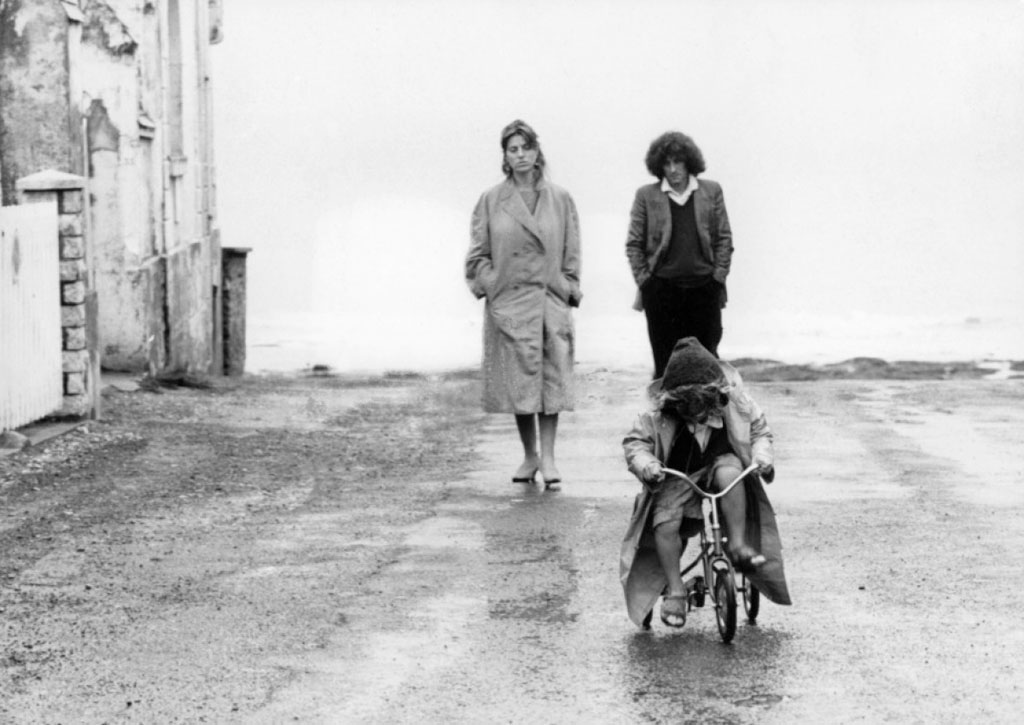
[211,0,1024,366]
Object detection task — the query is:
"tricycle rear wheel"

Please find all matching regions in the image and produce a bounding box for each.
[741,575,760,621]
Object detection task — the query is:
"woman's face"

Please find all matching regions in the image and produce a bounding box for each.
[504,133,538,176]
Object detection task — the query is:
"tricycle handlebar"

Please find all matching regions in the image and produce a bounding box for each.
[660,462,760,500]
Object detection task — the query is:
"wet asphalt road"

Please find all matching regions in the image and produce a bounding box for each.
[3,368,1022,723]
[251,369,1024,724]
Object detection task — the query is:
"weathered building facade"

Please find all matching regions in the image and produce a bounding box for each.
[0,0,225,374]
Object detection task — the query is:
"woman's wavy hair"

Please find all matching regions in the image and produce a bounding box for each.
[500,119,547,179]
[645,131,706,179]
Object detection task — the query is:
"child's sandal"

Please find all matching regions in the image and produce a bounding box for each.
[659,594,688,627]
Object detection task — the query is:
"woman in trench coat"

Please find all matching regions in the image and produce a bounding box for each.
[465,119,582,487]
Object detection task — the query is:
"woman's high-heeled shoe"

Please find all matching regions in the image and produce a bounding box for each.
[539,467,561,488]
[512,467,538,483]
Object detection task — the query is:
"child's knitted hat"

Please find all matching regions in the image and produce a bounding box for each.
[661,337,723,389]
[656,337,726,408]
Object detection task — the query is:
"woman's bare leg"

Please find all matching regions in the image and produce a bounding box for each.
[538,413,560,482]
[513,414,540,481]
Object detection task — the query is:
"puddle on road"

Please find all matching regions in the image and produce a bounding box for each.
[618,625,793,722]
[254,594,487,722]
[488,590,579,624]
[460,466,641,502]
[777,463,911,503]
[850,386,1024,508]
[734,692,786,707]
[403,516,485,550]
[893,410,1024,507]
[464,410,644,502]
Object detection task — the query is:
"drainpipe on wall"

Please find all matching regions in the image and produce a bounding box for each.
[80,116,100,418]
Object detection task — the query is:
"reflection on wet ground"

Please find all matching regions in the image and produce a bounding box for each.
[621,627,792,722]
[250,369,1024,722]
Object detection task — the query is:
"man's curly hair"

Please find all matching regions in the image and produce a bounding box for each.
[645,131,706,179]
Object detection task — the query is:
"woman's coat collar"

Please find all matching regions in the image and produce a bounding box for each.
[499,177,547,242]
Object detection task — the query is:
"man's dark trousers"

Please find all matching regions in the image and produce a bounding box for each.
[641,276,723,378]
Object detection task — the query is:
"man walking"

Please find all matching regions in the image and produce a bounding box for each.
[625,131,733,377]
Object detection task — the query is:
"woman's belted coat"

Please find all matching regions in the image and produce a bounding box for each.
[620,362,792,626]
[465,178,582,414]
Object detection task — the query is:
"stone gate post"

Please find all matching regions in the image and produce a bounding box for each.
[17,170,100,419]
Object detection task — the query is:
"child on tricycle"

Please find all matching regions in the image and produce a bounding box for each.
[620,337,792,631]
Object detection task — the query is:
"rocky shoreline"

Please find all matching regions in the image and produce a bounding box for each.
[727,356,1024,382]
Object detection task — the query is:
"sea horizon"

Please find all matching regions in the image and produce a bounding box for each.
[245,309,1024,376]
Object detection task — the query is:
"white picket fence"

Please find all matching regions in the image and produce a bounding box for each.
[0,202,63,430]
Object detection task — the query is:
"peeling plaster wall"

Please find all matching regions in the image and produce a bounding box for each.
[77,2,156,369]
[0,0,78,204]
[76,0,216,372]
[1,0,219,373]
[85,95,151,369]
[161,0,215,373]
[82,0,138,56]
[166,239,209,371]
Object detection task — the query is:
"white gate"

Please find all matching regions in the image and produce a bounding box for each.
[0,201,62,430]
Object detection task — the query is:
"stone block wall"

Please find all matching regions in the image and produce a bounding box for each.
[17,170,99,419]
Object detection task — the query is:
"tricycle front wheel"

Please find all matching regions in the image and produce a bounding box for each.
[714,570,737,643]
